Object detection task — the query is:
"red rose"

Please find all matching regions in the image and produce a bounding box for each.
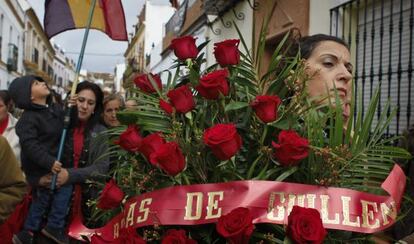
[250,95,282,123]
[162,229,196,244]
[195,69,229,100]
[213,39,240,66]
[97,179,125,210]
[167,85,195,114]
[203,123,242,160]
[134,73,162,94]
[114,125,142,152]
[287,206,327,244]
[159,99,173,115]
[170,36,199,60]
[150,141,186,176]
[272,130,309,166]
[116,227,146,244]
[139,133,166,161]
[216,207,254,244]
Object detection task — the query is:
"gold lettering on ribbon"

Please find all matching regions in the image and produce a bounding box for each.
[205,191,224,220]
[380,201,396,226]
[296,194,305,207]
[307,194,316,208]
[120,218,125,228]
[341,196,360,227]
[287,194,307,215]
[361,200,380,228]
[287,194,297,215]
[126,202,137,227]
[113,223,119,239]
[267,192,286,221]
[184,192,203,220]
[320,195,340,224]
[137,198,152,223]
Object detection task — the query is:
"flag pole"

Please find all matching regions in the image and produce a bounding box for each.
[51,0,97,190]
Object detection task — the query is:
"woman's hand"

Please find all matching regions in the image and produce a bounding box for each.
[38,174,52,188]
[38,169,70,188]
[68,94,78,107]
[57,168,69,186]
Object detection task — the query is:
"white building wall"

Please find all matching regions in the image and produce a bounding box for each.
[144,0,175,55]
[114,63,126,93]
[309,0,349,35]
[0,1,25,89]
[205,1,253,67]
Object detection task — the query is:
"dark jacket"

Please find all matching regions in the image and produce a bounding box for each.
[9,75,70,186]
[66,123,110,185]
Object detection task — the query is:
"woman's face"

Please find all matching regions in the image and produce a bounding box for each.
[305,40,353,121]
[0,99,7,122]
[77,89,96,122]
[103,99,121,127]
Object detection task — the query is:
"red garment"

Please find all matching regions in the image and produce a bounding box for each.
[69,124,85,227]
[0,115,9,135]
[0,192,31,243]
[73,123,85,168]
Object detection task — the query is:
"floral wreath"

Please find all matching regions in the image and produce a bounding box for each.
[81,28,410,244]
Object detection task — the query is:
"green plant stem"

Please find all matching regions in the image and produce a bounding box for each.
[260,125,269,145]
[220,98,229,123]
[247,153,263,179]
[182,173,191,185]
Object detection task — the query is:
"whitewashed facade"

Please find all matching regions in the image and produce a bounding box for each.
[0,0,25,89]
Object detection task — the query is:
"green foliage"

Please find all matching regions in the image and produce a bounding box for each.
[93,25,410,243]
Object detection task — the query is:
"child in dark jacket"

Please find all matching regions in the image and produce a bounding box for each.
[9,76,72,244]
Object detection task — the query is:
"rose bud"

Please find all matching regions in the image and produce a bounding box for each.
[195,69,229,100]
[213,39,240,66]
[216,207,254,244]
[287,206,327,244]
[161,229,197,244]
[150,141,186,176]
[139,133,166,161]
[114,125,142,153]
[272,130,309,166]
[97,179,125,210]
[203,123,242,160]
[251,95,282,123]
[170,36,199,60]
[159,99,174,115]
[167,85,195,114]
[134,73,162,94]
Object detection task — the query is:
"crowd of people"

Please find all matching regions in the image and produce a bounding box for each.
[0,33,412,244]
[0,76,128,244]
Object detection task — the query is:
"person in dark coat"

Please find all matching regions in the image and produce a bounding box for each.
[38,81,110,237]
[9,75,72,244]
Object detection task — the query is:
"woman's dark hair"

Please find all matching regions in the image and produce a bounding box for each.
[71,81,104,131]
[0,90,11,106]
[297,34,349,59]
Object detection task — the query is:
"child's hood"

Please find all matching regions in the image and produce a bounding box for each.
[8,75,48,110]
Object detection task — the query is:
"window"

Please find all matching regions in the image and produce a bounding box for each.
[7,43,18,72]
[330,0,413,136]
[33,48,39,63]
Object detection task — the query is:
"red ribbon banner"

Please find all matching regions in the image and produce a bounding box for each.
[69,164,406,241]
